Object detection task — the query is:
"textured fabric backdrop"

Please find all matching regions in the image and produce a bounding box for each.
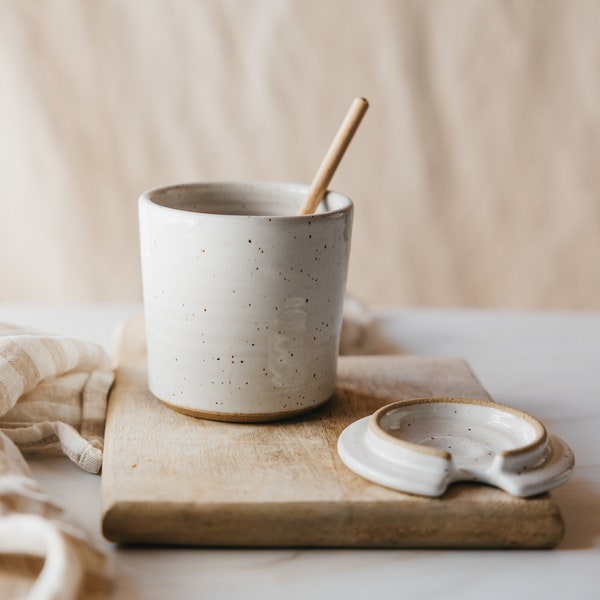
[1,0,599,308]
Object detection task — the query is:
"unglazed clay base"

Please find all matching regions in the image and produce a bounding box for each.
[160,396,330,423]
[337,397,575,497]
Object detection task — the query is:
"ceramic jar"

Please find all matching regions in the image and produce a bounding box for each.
[139,181,353,422]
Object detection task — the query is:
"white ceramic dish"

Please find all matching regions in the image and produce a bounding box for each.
[337,397,574,497]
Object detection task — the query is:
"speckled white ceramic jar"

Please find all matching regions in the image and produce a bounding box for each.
[139,181,353,422]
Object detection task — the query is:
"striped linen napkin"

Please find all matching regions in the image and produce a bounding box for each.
[0,323,114,599]
[0,323,113,474]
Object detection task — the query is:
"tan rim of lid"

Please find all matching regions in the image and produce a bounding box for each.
[368,397,548,460]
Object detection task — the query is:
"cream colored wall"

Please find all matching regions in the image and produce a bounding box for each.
[1,0,599,308]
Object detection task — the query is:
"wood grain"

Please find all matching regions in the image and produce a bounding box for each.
[101,317,564,548]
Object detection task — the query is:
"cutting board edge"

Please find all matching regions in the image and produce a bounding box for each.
[101,495,564,549]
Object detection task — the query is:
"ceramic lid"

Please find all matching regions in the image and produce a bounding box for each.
[337,397,574,497]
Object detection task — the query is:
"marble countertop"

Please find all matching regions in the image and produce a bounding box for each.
[1,304,598,599]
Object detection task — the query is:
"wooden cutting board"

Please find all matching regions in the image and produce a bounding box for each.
[101,317,564,548]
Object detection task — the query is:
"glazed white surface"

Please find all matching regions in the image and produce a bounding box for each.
[2,305,598,600]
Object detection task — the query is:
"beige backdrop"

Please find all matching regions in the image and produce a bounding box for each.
[1,0,599,308]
